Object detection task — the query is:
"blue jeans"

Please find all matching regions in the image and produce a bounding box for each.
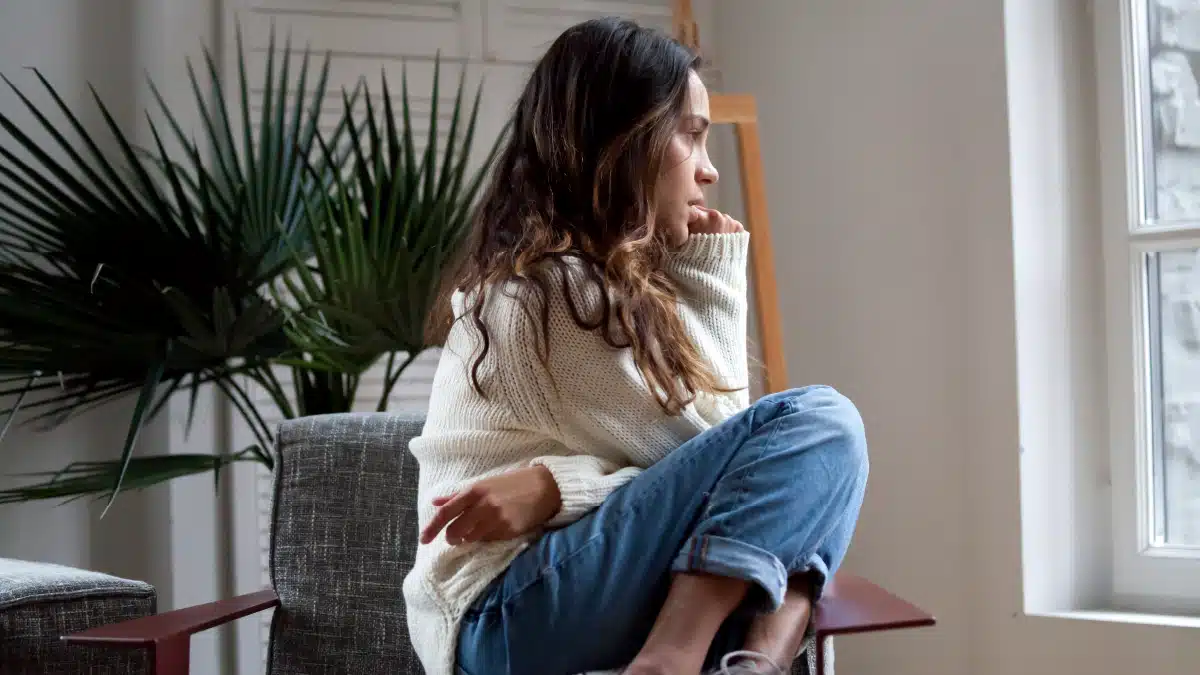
[456,386,869,675]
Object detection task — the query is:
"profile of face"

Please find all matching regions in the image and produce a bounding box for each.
[471,18,716,261]
[654,71,718,249]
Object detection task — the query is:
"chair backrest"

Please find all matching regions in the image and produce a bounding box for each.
[267,412,426,675]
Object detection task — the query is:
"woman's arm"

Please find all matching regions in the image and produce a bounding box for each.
[495,296,647,527]
[662,231,752,417]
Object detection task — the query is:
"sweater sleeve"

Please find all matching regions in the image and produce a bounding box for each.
[529,455,643,526]
[493,292,644,527]
[661,231,752,419]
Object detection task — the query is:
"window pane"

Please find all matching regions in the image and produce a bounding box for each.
[1143,0,1200,224]
[1150,248,1200,546]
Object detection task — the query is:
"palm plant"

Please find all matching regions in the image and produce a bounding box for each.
[0,27,503,510]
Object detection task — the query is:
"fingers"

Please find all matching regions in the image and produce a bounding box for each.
[425,490,510,546]
[444,500,492,545]
[688,207,743,235]
[420,490,479,544]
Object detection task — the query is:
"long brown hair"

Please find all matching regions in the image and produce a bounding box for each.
[432,17,726,415]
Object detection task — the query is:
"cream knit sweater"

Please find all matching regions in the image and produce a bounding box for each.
[402,232,751,675]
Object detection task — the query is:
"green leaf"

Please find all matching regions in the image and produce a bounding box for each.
[0,452,263,505]
[0,372,39,442]
[102,345,171,517]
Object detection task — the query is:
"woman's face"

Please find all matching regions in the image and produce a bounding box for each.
[654,70,719,248]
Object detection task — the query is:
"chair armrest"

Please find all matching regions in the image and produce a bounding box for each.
[810,573,935,675]
[62,589,279,647]
[812,572,935,637]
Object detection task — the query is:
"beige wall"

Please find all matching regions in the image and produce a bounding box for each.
[712,2,976,672]
[713,1,1198,674]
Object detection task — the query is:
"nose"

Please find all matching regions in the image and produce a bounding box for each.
[696,159,718,186]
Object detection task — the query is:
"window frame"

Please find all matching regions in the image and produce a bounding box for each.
[1096,0,1200,611]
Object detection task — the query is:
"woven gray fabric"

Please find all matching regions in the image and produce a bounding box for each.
[268,412,426,675]
[0,558,154,674]
[264,412,824,675]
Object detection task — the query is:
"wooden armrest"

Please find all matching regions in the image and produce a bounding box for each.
[63,589,279,647]
[810,573,935,674]
[62,589,279,675]
[812,572,935,636]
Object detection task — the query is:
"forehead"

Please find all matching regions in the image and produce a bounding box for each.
[685,70,709,115]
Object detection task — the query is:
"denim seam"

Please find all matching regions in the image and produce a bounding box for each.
[699,397,792,542]
[674,397,795,603]
[781,423,851,575]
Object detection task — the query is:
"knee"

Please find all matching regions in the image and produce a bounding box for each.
[772,386,869,476]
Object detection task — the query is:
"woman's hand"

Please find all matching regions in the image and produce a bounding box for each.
[420,466,563,545]
[688,205,744,235]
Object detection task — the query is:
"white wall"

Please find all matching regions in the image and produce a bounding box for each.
[714,1,1200,674]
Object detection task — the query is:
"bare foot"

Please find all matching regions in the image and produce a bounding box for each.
[631,572,749,675]
[740,576,814,668]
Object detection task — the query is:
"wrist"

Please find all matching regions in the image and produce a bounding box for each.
[532,464,562,513]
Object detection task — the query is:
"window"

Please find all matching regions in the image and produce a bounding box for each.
[1099,0,1200,610]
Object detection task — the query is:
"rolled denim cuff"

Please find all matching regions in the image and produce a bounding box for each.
[794,553,832,602]
[671,534,789,610]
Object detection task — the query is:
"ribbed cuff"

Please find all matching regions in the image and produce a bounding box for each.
[664,231,750,281]
[529,456,641,526]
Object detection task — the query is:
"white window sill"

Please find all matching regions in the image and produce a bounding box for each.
[1028,609,1200,630]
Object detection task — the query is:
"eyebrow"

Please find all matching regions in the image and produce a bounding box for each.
[683,114,711,130]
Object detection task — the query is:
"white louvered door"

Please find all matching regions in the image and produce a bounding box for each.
[220,2,715,672]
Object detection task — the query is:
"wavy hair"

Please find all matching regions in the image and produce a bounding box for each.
[431,17,726,415]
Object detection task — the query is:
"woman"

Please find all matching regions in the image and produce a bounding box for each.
[403,17,869,675]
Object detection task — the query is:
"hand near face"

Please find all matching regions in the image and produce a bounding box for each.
[688,205,744,236]
[420,466,562,546]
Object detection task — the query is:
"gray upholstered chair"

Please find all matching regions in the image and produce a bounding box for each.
[65,412,932,674]
[0,557,155,674]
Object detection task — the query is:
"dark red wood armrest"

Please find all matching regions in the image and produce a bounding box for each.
[62,589,279,675]
[810,573,935,674]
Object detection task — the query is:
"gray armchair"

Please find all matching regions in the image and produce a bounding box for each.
[66,412,933,674]
[0,557,155,674]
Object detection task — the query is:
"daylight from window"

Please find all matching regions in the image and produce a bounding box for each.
[1146,0,1200,546]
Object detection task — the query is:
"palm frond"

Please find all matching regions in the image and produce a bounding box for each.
[0,451,259,505]
[278,59,508,413]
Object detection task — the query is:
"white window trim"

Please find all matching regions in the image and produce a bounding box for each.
[1094,0,1200,612]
